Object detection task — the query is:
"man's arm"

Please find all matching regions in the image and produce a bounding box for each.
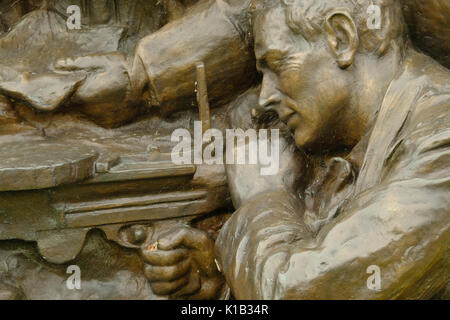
[216,101,450,300]
[136,87,307,299]
[17,0,253,127]
[49,0,255,126]
[134,0,256,115]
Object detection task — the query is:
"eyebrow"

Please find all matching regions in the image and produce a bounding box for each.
[256,49,287,70]
[257,49,287,63]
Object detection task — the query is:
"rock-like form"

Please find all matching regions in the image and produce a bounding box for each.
[0,141,98,191]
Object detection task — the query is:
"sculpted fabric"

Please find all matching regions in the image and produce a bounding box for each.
[0,0,448,300]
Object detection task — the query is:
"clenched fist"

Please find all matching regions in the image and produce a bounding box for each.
[139,224,226,299]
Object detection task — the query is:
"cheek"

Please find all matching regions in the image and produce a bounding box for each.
[279,69,304,98]
[279,59,324,100]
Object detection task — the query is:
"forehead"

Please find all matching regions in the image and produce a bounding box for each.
[253,6,298,61]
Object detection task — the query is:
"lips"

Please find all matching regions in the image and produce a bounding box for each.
[276,105,298,130]
[277,105,295,124]
[286,113,299,128]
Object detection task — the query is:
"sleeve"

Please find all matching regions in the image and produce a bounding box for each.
[134,0,256,115]
[216,96,450,299]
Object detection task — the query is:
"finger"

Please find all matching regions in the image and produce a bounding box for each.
[151,276,189,296]
[144,257,191,282]
[157,227,189,250]
[171,273,201,299]
[159,227,209,251]
[141,248,188,266]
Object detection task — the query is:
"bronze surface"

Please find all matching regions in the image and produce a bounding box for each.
[0,0,448,300]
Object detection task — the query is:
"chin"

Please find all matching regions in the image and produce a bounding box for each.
[293,126,316,150]
[293,124,332,152]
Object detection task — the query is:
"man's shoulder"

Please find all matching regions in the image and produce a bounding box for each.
[406,75,449,139]
[399,52,450,139]
[391,88,449,181]
[380,53,449,176]
[378,66,449,183]
[404,92,450,162]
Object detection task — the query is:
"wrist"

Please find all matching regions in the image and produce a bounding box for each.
[127,54,155,107]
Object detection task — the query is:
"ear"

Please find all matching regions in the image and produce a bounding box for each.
[325,10,359,69]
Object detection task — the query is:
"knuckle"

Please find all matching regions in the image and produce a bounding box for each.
[143,264,156,280]
[172,275,201,298]
[180,226,190,237]
[144,257,190,282]
[173,258,191,277]
[180,256,192,270]
[141,250,158,264]
[151,277,188,296]
[162,249,187,265]
[151,282,170,295]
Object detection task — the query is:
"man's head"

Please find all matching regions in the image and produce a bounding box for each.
[253,0,407,150]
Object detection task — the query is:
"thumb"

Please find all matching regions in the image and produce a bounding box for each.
[158,227,188,250]
[159,227,210,251]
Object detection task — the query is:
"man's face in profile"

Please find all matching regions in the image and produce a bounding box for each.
[254,5,351,150]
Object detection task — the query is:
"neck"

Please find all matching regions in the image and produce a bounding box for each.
[337,46,404,147]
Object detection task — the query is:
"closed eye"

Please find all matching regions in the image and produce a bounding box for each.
[257,50,287,74]
[267,59,282,73]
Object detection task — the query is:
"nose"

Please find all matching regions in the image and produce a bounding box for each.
[258,73,294,122]
[258,72,281,111]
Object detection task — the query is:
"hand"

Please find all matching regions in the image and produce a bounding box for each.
[140,224,225,299]
[55,52,131,103]
[54,52,143,127]
[226,133,305,209]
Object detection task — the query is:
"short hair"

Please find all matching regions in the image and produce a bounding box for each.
[250,0,407,56]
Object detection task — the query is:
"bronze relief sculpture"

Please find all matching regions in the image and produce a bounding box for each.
[0,0,448,300]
